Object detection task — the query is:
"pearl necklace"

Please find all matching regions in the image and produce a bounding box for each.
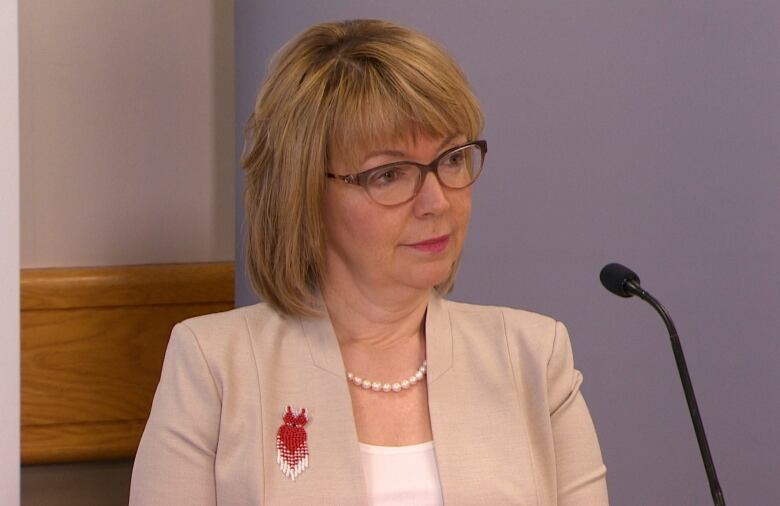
[346,360,427,393]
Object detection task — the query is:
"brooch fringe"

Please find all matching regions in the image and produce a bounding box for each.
[275,406,309,480]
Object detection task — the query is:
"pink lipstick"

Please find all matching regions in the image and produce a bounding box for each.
[407,235,450,253]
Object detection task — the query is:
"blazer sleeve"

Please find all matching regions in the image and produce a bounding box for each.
[547,320,609,505]
[129,323,221,506]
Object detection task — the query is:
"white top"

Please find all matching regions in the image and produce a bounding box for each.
[359,441,444,506]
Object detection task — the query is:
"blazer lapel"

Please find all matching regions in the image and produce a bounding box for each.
[426,295,539,504]
[247,308,368,505]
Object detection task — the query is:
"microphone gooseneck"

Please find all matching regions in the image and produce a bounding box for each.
[599,263,725,506]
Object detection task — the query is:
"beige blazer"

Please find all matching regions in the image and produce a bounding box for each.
[130,294,608,505]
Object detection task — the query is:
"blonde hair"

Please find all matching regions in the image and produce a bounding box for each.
[242,19,484,317]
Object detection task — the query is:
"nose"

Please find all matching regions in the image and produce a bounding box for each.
[413,171,450,216]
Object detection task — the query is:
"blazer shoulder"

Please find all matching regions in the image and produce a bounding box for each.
[173,303,294,375]
[442,298,558,330]
[167,303,299,399]
[177,302,285,341]
[441,298,563,359]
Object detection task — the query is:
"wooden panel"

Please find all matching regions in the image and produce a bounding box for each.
[23,420,147,464]
[21,262,234,310]
[21,262,234,465]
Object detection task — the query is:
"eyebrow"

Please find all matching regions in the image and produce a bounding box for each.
[360,134,459,166]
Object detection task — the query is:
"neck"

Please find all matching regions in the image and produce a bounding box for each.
[321,276,430,351]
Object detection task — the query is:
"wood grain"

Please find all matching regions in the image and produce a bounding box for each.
[23,420,148,464]
[21,262,234,310]
[21,262,234,465]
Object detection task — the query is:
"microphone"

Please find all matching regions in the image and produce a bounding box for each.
[599,263,725,506]
[599,262,643,298]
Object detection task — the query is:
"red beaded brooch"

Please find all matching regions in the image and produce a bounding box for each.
[276,406,309,480]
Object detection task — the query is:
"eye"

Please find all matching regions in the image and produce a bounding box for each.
[367,165,411,186]
[442,150,466,167]
[379,170,399,183]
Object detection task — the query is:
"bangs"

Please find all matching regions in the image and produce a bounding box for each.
[326,56,483,171]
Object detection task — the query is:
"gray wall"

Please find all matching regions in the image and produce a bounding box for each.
[235,2,780,504]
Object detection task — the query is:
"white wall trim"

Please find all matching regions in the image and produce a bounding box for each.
[1,0,21,503]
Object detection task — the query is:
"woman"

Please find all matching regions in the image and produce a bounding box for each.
[130,19,608,505]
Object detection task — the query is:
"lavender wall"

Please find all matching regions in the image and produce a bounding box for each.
[235,2,780,503]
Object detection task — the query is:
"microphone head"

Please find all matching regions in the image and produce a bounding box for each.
[600,263,641,298]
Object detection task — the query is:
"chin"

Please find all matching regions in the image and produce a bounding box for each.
[402,262,454,291]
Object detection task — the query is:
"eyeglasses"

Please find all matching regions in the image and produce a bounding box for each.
[326,140,487,206]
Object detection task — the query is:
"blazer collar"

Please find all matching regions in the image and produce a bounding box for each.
[300,309,344,377]
[424,292,453,383]
[299,290,453,382]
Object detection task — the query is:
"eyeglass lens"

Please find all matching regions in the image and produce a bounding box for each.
[366,144,484,205]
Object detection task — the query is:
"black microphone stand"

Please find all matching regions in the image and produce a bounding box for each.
[624,279,726,506]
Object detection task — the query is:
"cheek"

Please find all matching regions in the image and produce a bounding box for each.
[452,190,473,233]
[322,191,351,252]
[449,192,472,258]
[344,214,385,252]
[323,190,403,260]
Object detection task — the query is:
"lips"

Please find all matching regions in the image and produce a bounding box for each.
[406,234,450,253]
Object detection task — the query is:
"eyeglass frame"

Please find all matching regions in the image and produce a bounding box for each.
[325,139,487,206]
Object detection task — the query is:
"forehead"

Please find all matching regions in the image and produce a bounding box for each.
[363,133,462,161]
[332,128,463,170]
